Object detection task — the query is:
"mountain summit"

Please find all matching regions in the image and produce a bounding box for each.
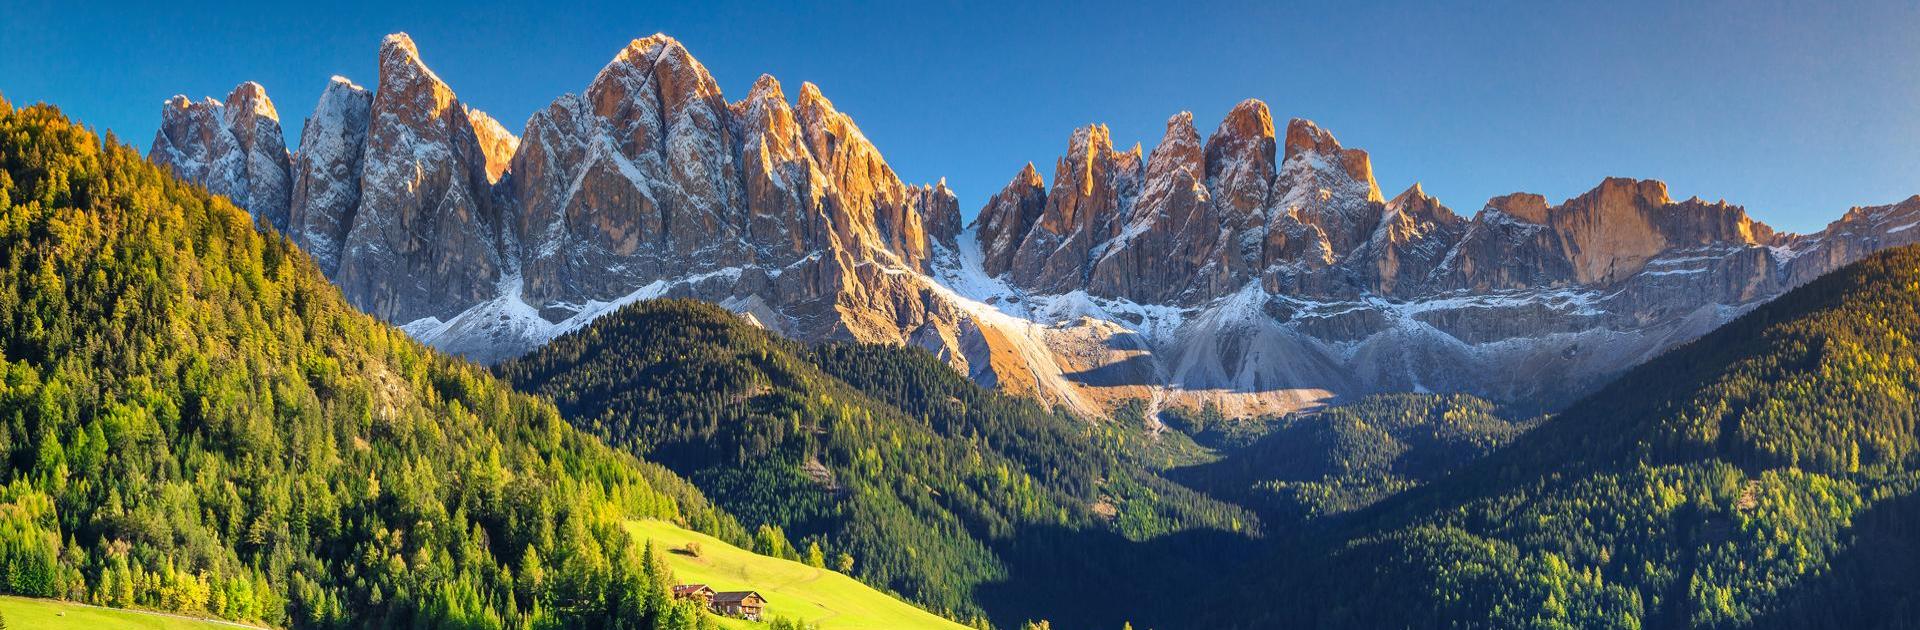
[152,32,1920,417]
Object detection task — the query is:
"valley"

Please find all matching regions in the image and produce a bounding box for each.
[1,10,1918,628]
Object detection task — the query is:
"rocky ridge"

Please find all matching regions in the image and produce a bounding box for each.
[151,32,1920,419]
[150,81,294,231]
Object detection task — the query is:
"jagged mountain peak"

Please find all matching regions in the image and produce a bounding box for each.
[378,32,446,87]
[1017,161,1044,186]
[597,33,723,105]
[288,75,373,275]
[733,74,801,146]
[591,32,726,122]
[335,30,504,324]
[1215,99,1275,142]
[1204,100,1278,218]
[746,73,786,102]
[1568,176,1672,211]
[159,94,221,123]
[791,78,949,270]
[464,105,519,182]
[796,80,832,111]
[223,81,278,121]
[381,32,420,57]
[1281,117,1340,159]
[1146,111,1204,182]
[1480,191,1551,224]
[143,35,1920,426]
[1055,123,1140,190]
[1362,179,1468,295]
[1386,181,1458,225]
[164,94,219,110]
[1069,122,1114,152]
[614,32,680,61]
[150,81,293,231]
[1281,117,1382,202]
[795,80,879,155]
[975,161,1052,276]
[372,32,463,130]
[733,75,799,137]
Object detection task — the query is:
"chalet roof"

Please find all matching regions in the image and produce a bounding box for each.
[711,591,764,604]
[673,584,715,595]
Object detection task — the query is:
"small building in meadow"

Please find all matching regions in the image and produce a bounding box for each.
[672,584,716,605]
[710,590,767,621]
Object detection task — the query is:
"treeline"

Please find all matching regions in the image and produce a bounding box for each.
[0,97,742,628]
[498,298,1258,625]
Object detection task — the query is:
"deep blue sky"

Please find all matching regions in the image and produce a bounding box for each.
[5,0,1917,232]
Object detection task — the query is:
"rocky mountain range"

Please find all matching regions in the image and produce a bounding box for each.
[150,32,1920,419]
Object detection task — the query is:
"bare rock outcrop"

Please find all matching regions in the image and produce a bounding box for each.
[976,164,1048,277]
[147,33,1920,420]
[333,33,507,323]
[150,82,293,230]
[288,76,372,274]
[1007,124,1144,294]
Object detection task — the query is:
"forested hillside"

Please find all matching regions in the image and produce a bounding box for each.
[9,86,1917,630]
[0,96,747,628]
[1225,244,1920,628]
[498,299,1259,627]
[1171,393,1536,522]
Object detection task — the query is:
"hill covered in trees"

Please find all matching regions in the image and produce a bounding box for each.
[10,87,1920,629]
[0,96,754,628]
[1220,244,1920,628]
[1170,393,1537,523]
[498,299,1259,627]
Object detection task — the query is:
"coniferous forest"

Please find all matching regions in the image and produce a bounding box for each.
[0,97,741,628]
[1210,244,1920,629]
[497,298,1257,626]
[3,87,1920,630]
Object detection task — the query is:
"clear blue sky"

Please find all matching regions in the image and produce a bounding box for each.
[4,0,1917,232]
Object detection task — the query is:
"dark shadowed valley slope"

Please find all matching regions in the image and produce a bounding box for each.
[1214,244,1920,629]
[497,298,1261,628]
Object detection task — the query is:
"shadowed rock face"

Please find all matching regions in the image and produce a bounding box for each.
[1004,124,1144,295]
[1358,183,1466,296]
[332,33,508,324]
[977,163,1048,277]
[150,82,293,231]
[149,31,1920,420]
[515,34,750,307]
[288,76,371,275]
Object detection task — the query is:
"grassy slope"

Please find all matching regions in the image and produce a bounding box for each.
[0,595,262,629]
[627,520,965,630]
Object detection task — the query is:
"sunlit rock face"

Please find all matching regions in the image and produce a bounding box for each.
[149,31,1920,420]
[963,102,1920,417]
[151,32,964,365]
